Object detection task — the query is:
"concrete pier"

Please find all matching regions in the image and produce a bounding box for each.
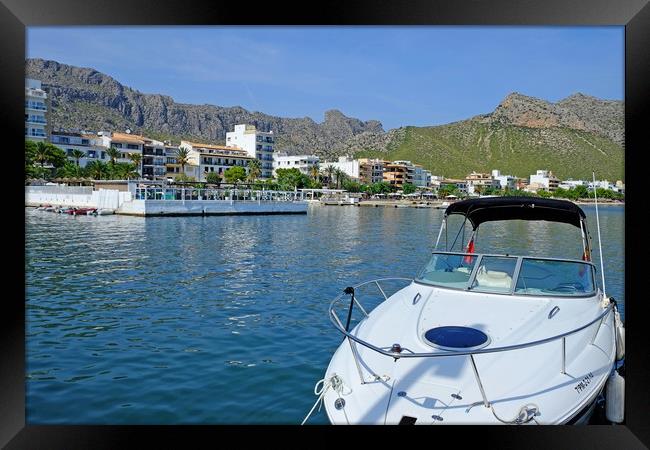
[26,185,308,216]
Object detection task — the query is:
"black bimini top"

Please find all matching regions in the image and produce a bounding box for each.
[445,197,587,229]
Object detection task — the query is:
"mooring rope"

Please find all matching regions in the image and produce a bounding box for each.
[301,374,351,425]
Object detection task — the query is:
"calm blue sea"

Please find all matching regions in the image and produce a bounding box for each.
[25,204,624,424]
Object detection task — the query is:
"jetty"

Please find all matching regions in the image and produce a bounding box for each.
[25,181,308,217]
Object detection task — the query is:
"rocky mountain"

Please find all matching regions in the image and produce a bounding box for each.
[26,58,624,179]
[474,92,624,146]
[25,58,384,159]
[353,92,624,180]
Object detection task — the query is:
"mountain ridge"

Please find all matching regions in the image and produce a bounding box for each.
[26,58,624,179]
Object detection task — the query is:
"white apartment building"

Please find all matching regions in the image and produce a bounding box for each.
[412,165,432,188]
[529,170,560,192]
[50,130,107,167]
[323,156,361,180]
[226,124,275,179]
[558,179,588,190]
[98,131,150,178]
[25,78,48,142]
[491,170,517,190]
[466,171,499,194]
[181,140,253,182]
[273,153,319,176]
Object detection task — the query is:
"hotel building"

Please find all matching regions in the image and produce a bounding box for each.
[99,131,169,179]
[383,161,413,189]
[180,140,254,182]
[412,165,432,188]
[491,170,517,190]
[25,78,48,142]
[226,124,275,179]
[529,170,560,192]
[466,171,499,194]
[273,153,320,176]
[50,130,107,167]
[358,158,386,184]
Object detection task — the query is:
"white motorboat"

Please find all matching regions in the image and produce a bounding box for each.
[310,197,624,425]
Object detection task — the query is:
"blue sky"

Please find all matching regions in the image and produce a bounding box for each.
[27,26,623,131]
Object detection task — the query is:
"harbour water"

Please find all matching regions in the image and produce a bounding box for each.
[25,204,624,424]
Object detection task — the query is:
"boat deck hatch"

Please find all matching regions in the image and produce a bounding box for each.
[423,326,490,351]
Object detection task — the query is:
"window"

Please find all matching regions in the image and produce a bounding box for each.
[127,144,139,150]
[515,259,595,297]
[111,143,123,148]
[101,152,106,159]
[470,256,517,293]
[81,139,89,145]
[416,253,478,289]
[67,149,74,156]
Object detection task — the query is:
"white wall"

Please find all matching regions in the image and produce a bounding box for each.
[25,186,131,210]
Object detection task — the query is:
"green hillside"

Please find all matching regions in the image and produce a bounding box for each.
[357,121,624,181]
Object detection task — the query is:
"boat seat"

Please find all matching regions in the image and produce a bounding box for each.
[475,267,513,289]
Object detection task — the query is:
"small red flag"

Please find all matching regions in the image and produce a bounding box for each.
[464,238,475,264]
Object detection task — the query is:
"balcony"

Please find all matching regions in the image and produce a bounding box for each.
[25,103,47,111]
[25,118,46,124]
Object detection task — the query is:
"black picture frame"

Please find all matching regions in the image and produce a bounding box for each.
[2,0,649,447]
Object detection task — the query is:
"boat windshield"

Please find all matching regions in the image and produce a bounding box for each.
[415,252,596,297]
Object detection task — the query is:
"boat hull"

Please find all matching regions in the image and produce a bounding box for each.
[322,283,616,425]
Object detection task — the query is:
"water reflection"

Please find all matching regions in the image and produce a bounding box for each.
[25,204,624,424]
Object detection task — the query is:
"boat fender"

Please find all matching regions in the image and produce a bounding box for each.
[605,369,624,423]
[614,309,625,361]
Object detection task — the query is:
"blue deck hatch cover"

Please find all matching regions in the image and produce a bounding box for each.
[424,326,490,350]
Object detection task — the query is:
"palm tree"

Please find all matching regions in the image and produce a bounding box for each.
[125,163,140,180]
[175,147,190,175]
[70,149,86,167]
[324,165,336,188]
[128,152,142,176]
[334,168,346,189]
[34,141,51,167]
[247,158,262,181]
[310,164,320,182]
[85,161,107,180]
[106,147,121,165]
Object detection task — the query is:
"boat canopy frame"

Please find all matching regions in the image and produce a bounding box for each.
[436,197,593,259]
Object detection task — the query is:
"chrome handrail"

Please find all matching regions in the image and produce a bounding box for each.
[327,276,614,412]
[328,278,614,360]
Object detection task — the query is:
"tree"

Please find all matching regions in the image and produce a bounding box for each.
[334,168,347,189]
[85,161,108,180]
[175,147,190,175]
[56,162,80,179]
[47,146,68,169]
[310,164,320,182]
[128,152,143,175]
[343,180,363,193]
[402,183,416,195]
[106,147,121,165]
[30,142,67,179]
[247,158,262,181]
[175,173,196,183]
[206,171,221,184]
[70,149,86,167]
[224,166,247,184]
[324,165,336,188]
[369,181,393,195]
[573,185,589,199]
[537,190,553,198]
[275,168,309,190]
